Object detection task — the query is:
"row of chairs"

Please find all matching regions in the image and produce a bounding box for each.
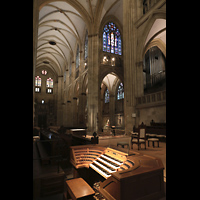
[132,122,159,150]
[117,122,160,150]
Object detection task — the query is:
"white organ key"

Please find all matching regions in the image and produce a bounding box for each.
[89,163,111,179]
[101,154,123,166]
[93,160,115,174]
[97,157,120,170]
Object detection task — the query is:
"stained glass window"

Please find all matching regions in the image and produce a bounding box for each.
[105,88,109,103]
[103,22,122,55]
[117,83,124,100]
[47,78,53,88]
[84,30,88,60]
[103,32,106,52]
[42,70,47,75]
[35,76,41,87]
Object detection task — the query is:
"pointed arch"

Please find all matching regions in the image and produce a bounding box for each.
[137,12,166,62]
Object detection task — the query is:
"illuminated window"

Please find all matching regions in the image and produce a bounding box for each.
[35,87,41,93]
[35,76,41,87]
[105,88,109,103]
[103,22,122,55]
[111,57,115,66]
[42,70,47,75]
[84,30,88,60]
[117,83,124,100]
[46,88,53,94]
[46,78,53,88]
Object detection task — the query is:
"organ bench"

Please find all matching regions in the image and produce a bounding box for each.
[64,178,95,200]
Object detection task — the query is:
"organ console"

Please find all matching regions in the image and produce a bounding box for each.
[70,144,165,200]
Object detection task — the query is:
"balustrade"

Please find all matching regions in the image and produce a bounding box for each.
[136,90,166,106]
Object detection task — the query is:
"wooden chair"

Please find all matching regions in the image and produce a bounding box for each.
[131,122,146,150]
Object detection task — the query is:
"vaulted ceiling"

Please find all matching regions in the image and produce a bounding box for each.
[36,0,123,77]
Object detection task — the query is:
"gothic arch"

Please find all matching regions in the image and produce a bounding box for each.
[143,38,166,59]
[137,12,166,62]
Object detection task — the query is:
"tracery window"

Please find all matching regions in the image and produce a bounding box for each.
[46,78,53,88]
[35,76,41,87]
[84,30,88,60]
[117,83,124,100]
[103,22,122,55]
[42,70,47,75]
[105,88,110,103]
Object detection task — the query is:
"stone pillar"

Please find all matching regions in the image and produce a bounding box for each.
[65,101,72,127]
[123,0,138,132]
[78,93,87,127]
[57,76,63,126]
[72,97,78,127]
[87,31,99,135]
[109,94,115,126]
[136,61,144,97]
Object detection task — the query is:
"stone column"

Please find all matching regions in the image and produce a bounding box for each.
[72,97,78,127]
[57,76,63,126]
[109,93,115,127]
[87,31,99,135]
[136,61,144,97]
[123,0,138,132]
[78,93,87,127]
[65,100,72,127]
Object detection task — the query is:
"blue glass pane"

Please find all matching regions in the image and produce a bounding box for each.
[118,36,122,55]
[103,22,122,55]
[103,32,107,52]
[107,33,110,52]
[105,88,109,103]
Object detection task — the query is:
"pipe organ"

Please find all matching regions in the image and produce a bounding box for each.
[70,144,164,200]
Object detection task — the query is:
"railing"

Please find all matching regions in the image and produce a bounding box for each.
[136,90,166,106]
[143,0,160,14]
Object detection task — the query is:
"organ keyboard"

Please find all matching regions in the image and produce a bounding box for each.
[70,144,164,200]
